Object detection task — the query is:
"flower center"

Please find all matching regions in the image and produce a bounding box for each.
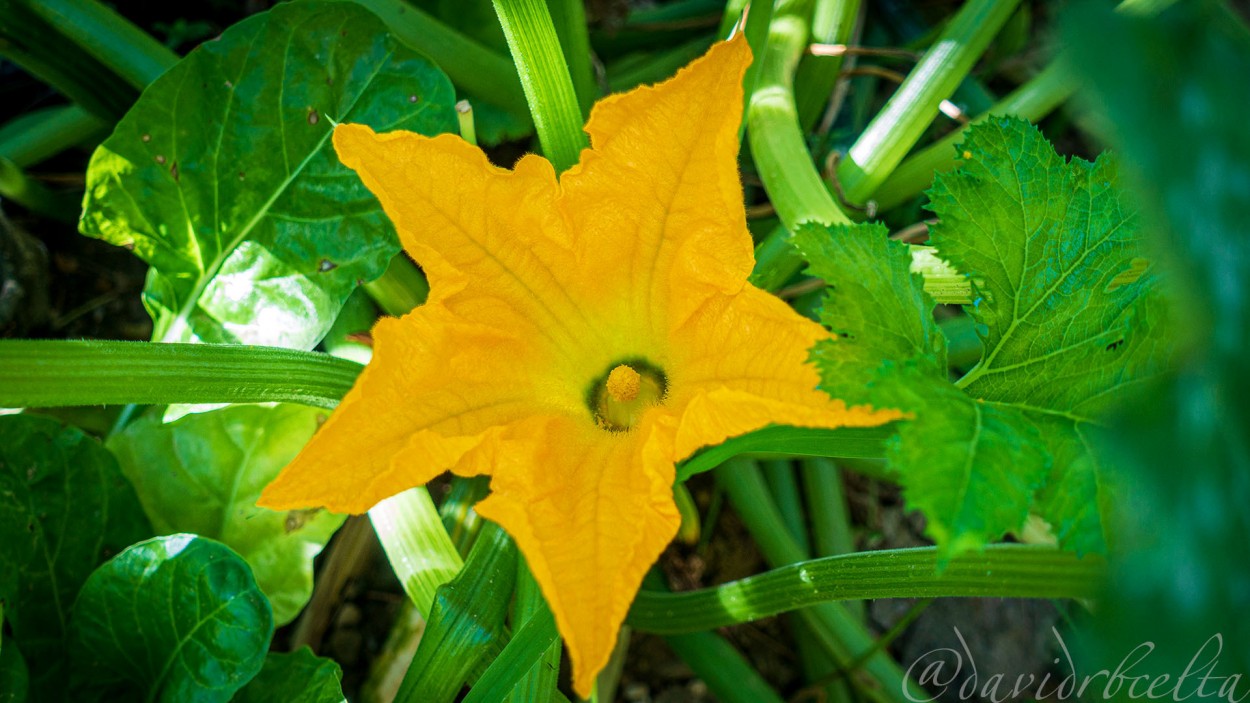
[590,361,666,431]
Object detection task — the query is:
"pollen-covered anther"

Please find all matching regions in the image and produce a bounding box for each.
[606,365,642,402]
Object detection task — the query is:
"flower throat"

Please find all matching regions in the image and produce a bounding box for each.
[589,360,667,431]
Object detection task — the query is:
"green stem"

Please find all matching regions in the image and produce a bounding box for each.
[749,223,809,292]
[746,0,854,289]
[793,0,860,130]
[870,0,1166,211]
[363,254,430,317]
[872,61,1072,210]
[835,0,1023,205]
[504,562,562,703]
[911,244,972,305]
[761,458,846,703]
[0,340,360,410]
[370,487,466,614]
[368,490,470,703]
[736,0,775,142]
[347,0,531,118]
[801,459,856,558]
[0,0,136,118]
[396,523,516,703]
[462,599,562,703]
[0,157,77,221]
[628,544,1103,632]
[593,626,630,703]
[673,481,702,544]
[677,425,893,480]
[716,459,911,703]
[439,476,490,557]
[644,572,787,703]
[492,0,589,172]
[545,0,597,115]
[717,0,749,38]
[0,105,106,168]
[801,458,863,620]
[27,0,178,91]
[664,631,788,703]
[606,36,712,93]
[940,314,983,369]
[747,0,850,231]
[762,460,810,554]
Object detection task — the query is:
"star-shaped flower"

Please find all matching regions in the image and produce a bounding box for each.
[260,35,900,696]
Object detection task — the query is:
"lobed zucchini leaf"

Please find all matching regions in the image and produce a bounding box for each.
[796,117,1174,556]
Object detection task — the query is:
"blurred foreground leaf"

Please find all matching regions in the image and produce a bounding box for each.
[0,415,151,700]
[108,404,344,625]
[0,636,28,703]
[81,0,456,347]
[1065,0,1250,682]
[70,535,273,702]
[232,649,346,703]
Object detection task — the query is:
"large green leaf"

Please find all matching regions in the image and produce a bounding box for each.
[928,118,1173,553]
[0,415,151,700]
[802,119,1174,555]
[80,0,457,347]
[874,363,1051,554]
[931,119,1168,416]
[108,404,344,625]
[232,649,345,703]
[70,535,273,702]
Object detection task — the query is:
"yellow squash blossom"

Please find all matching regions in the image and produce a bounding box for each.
[260,35,900,696]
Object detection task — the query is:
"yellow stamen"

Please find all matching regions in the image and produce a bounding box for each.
[606,365,641,402]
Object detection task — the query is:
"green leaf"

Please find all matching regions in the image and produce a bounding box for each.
[805,118,1174,555]
[80,0,457,347]
[931,118,1167,417]
[0,415,151,700]
[928,117,1173,552]
[397,523,517,702]
[232,649,345,703]
[873,365,1050,554]
[107,404,345,625]
[461,602,559,703]
[70,534,273,702]
[0,636,28,703]
[793,222,947,397]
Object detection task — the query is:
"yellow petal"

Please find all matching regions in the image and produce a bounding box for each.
[561,34,755,330]
[259,304,556,514]
[454,414,680,699]
[332,124,606,362]
[666,285,904,459]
